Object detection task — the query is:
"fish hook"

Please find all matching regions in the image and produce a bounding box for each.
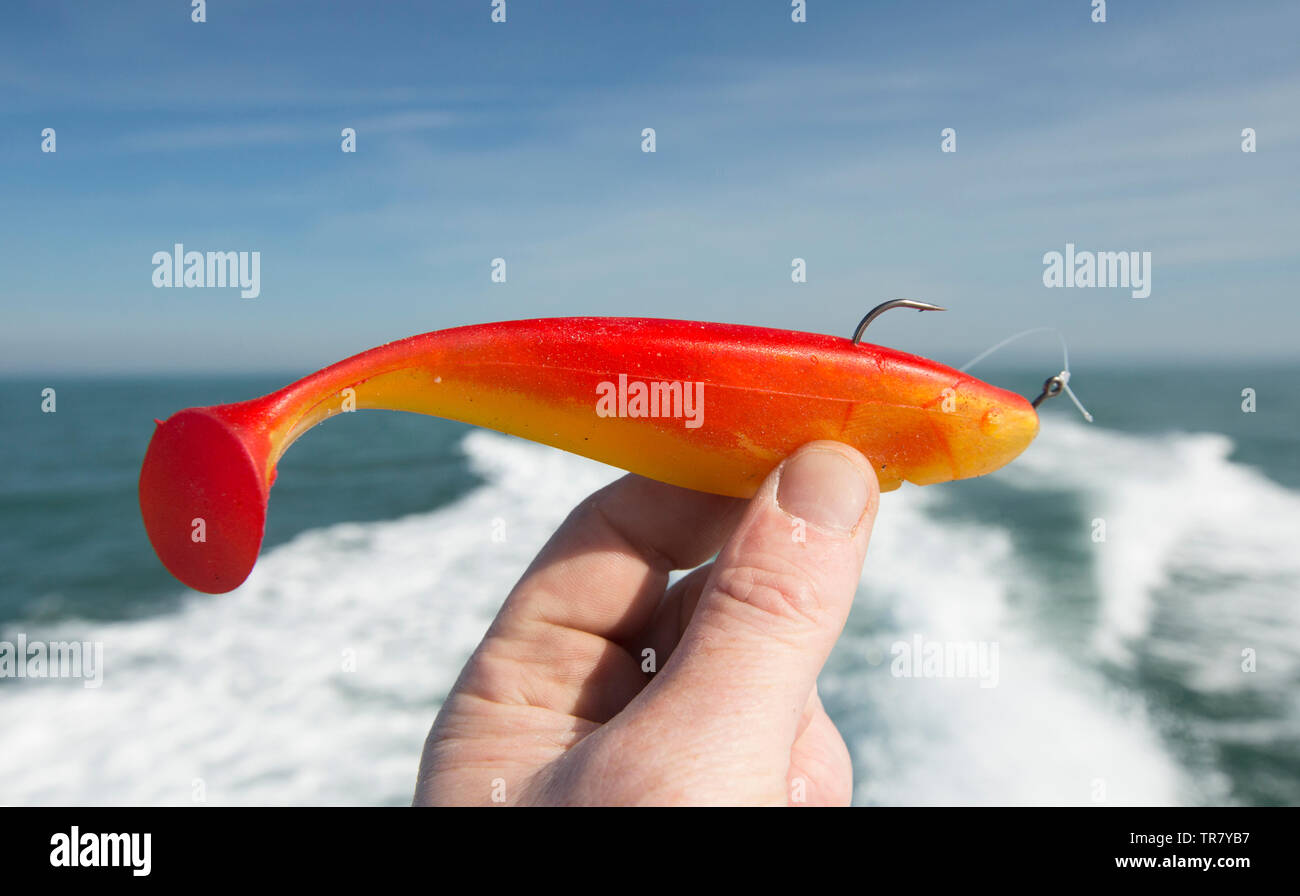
[851,299,946,345]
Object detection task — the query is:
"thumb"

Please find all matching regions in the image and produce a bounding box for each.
[641,441,879,757]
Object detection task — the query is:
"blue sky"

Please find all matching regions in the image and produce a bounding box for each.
[2,0,1297,373]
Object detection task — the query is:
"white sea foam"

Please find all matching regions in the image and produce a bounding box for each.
[837,418,1299,806]
[0,431,619,806]
[1,425,1292,805]
[1011,421,1300,678]
[833,482,1203,806]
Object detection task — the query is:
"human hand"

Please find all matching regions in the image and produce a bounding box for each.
[414,440,880,806]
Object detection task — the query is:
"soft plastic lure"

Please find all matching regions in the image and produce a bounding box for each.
[140,303,1048,593]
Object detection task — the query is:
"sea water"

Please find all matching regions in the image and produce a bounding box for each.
[0,366,1295,805]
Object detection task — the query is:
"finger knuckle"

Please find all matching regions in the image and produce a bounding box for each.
[708,558,824,626]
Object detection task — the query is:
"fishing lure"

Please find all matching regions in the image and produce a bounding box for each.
[139,301,1067,594]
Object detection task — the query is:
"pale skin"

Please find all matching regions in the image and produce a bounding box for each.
[414,440,880,806]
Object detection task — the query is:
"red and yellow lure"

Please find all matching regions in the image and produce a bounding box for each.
[140,302,1056,594]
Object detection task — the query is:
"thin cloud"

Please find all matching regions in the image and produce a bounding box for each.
[108,110,453,153]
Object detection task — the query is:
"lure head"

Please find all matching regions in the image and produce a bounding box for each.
[847,349,1041,491]
[139,406,274,594]
[944,378,1041,479]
